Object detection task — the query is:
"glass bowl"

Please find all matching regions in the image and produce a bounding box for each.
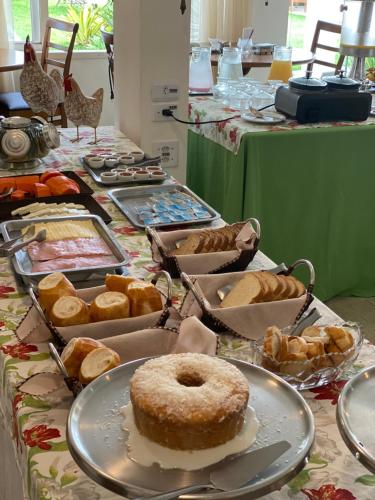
[253,323,363,390]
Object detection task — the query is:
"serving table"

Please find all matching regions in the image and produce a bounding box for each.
[187,96,375,301]
[1,126,375,500]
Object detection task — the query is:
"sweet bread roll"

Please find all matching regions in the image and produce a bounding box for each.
[264,326,281,358]
[38,272,77,312]
[90,292,130,322]
[220,273,263,308]
[79,347,121,384]
[105,274,138,294]
[324,326,354,353]
[306,340,325,359]
[61,337,104,378]
[50,296,90,327]
[127,281,163,316]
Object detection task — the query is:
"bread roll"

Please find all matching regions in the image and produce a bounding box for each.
[264,326,281,357]
[50,296,90,327]
[79,347,121,384]
[105,274,138,294]
[61,337,104,378]
[38,272,77,312]
[220,274,263,308]
[127,281,163,316]
[90,292,130,322]
[324,326,354,353]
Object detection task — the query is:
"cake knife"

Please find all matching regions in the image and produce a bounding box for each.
[134,440,291,500]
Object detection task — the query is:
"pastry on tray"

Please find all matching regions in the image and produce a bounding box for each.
[38,272,164,327]
[220,271,306,308]
[171,223,245,256]
[129,353,249,450]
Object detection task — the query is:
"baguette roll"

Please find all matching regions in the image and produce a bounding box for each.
[50,296,90,327]
[90,291,130,322]
[105,274,138,294]
[127,281,163,317]
[38,272,77,312]
[79,347,121,384]
[61,337,104,378]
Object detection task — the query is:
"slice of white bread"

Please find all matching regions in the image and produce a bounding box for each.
[38,272,77,312]
[90,291,130,322]
[61,337,104,378]
[50,296,90,327]
[172,233,204,255]
[79,347,121,384]
[220,273,263,308]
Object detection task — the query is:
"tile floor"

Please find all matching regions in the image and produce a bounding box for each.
[326,297,375,343]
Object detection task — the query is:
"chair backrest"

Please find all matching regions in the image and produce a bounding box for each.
[307,20,345,74]
[40,17,79,78]
[101,29,113,58]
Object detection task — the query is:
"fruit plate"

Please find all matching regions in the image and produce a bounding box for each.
[67,357,314,499]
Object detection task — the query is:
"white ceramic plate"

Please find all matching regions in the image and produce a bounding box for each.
[241,111,286,124]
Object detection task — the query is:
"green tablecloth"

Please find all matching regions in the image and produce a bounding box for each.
[187,125,375,301]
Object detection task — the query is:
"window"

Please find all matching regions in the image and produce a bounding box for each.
[11,0,112,50]
[190,0,201,43]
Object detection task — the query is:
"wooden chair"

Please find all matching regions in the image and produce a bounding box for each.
[0,18,79,127]
[307,20,345,75]
[101,29,114,99]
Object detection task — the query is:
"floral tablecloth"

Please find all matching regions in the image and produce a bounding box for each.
[1,126,375,500]
[188,96,375,154]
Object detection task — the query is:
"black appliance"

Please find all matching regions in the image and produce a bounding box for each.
[275,71,372,124]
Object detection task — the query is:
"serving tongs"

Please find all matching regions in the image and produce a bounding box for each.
[0,228,46,257]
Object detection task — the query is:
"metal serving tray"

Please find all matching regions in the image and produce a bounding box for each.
[67,357,314,499]
[108,184,220,229]
[80,155,171,187]
[0,214,129,284]
[337,366,375,473]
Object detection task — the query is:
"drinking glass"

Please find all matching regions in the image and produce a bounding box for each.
[268,46,293,83]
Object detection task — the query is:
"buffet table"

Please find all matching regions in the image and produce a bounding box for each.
[187,96,375,301]
[1,126,375,500]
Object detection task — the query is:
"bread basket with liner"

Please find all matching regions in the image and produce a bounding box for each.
[180,259,315,340]
[16,314,218,398]
[254,323,363,391]
[146,218,260,279]
[16,271,176,349]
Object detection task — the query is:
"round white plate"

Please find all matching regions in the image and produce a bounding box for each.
[67,357,314,499]
[241,111,286,124]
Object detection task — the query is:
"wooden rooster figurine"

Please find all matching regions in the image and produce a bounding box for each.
[20,36,63,117]
[63,75,103,144]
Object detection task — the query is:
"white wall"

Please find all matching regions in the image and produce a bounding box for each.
[249,0,290,80]
[113,0,191,183]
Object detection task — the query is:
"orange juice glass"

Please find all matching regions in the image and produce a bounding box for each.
[268,46,293,83]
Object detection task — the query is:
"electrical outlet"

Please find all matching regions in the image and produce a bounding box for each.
[152,103,178,122]
[152,140,179,168]
[151,84,180,101]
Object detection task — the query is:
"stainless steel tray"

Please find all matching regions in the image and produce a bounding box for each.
[0,214,129,284]
[108,184,221,229]
[67,357,314,499]
[337,366,375,473]
[80,155,170,187]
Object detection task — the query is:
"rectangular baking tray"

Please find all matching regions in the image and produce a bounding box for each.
[80,155,171,187]
[108,184,220,229]
[0,214,129,284]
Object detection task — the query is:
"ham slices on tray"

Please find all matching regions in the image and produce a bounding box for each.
[28,237,113,261]
[28,237,119,273]
[32,256,119,273]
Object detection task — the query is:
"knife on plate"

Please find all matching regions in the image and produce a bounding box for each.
[134,440,291,500]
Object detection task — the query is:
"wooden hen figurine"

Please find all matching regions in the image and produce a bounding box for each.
[63,75,103,144]
[20,36,63,117]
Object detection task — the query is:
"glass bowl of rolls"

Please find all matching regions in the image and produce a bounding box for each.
[254,323,363,390]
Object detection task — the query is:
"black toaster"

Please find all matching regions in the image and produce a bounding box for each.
[275,71,372,124]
